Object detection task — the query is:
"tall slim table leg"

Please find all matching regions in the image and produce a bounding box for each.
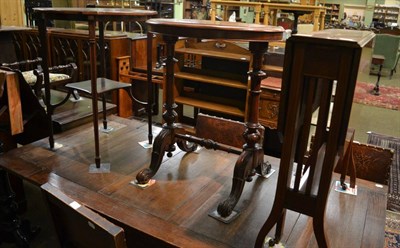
[37,16,55,150]
[87,18,110,173]
[147,31,153,145]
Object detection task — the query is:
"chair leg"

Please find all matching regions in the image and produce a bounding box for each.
[255,206,286,247]
[313,214,328,248]
[271,209,286,246]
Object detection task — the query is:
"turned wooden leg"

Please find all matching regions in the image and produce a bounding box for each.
[373,63,383,96]
[372,55,384,96]
[135,34,179,184]
[217,42,268,217]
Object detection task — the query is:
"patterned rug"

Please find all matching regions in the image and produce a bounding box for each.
[368,133,400,247]
[353,82,400,111]
[367,132,400,212]
[385,210,400,248]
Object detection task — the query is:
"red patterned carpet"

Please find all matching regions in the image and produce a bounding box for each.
[353,82,400,111]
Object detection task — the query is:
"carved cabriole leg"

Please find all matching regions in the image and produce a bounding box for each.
[217,42,268,217]
[136,128,175,184]
[136,34,179,184]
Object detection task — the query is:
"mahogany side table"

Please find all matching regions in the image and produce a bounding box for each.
[135,18,283,220]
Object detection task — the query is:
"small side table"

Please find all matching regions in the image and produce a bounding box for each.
[65,78,132,131]
[34,7,157,171]
[371,54,385,96]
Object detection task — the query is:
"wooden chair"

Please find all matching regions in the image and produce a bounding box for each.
[255,30,374,247]
[0,70,49,246]
[41,183,127,248]
[0,69,50,147]
[335,142,393,185]
[370,34,400,79]
[1,57,79,100]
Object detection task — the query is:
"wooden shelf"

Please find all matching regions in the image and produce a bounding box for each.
[175,71,247,89]
[175,47,250,62]
[171,39,282,129]
[183,0,209,19]
[374,5,399,25]
[324,3,340,24]
[171,40,251,124]
[175,96,245,117]
[262,64,283,74]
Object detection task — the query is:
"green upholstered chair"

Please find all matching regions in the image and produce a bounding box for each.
[371,34,400,79]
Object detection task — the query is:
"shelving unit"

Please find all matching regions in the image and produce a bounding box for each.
[324,3,340,24]
[374,4,399,26]
[183,0,209,19]
[140,0,174,18]
[171,39,282,130]
[173,39,250,124]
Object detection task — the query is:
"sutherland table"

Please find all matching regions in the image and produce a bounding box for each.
[33,7,157,168]
[0,115,387,247]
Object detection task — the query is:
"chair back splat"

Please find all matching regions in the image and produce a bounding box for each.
[255,29,375,248]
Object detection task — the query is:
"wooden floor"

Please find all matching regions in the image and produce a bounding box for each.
[0,115,387,247]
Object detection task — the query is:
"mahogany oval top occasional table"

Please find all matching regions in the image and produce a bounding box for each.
[33,8,157,172]
[135,18,284,222]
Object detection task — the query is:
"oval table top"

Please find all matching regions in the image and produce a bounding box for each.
[146,18,284,42]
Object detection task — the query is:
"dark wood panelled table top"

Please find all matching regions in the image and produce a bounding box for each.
[0,115,387,247]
